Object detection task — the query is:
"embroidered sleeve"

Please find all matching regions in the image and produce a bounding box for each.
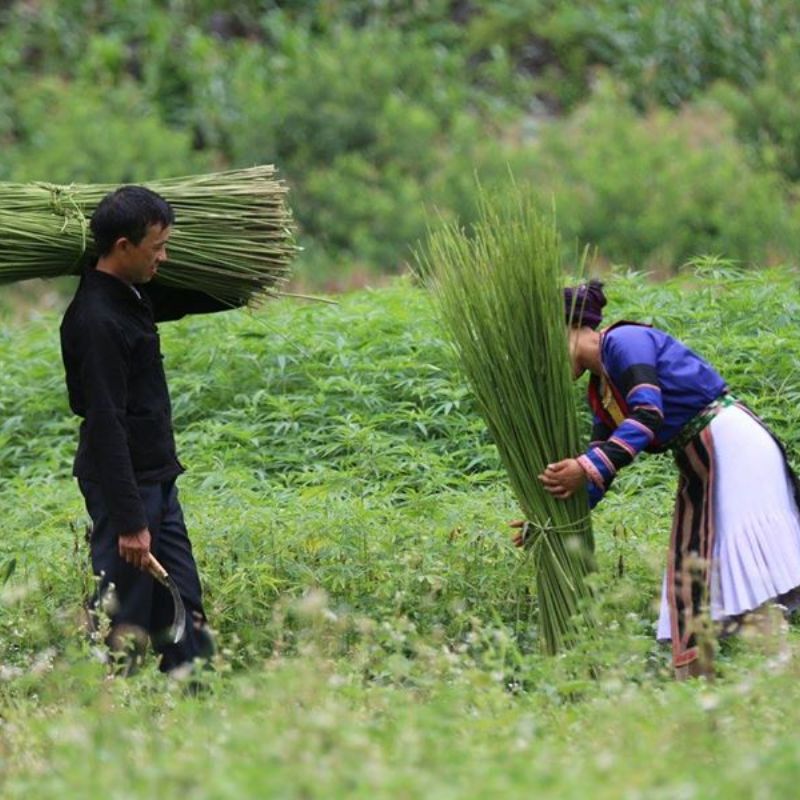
[578,330,665,507]
[589,414,613,448]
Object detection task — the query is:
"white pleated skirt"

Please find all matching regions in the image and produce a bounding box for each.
[657,404,800,640]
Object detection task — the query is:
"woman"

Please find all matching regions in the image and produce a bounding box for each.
[536,280,800,677]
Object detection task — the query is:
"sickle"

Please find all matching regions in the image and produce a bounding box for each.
[146,553,187,644]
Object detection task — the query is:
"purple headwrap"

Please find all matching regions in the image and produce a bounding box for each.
[563,279,606,329]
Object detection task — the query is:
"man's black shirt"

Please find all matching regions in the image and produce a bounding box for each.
[60,269,231,536]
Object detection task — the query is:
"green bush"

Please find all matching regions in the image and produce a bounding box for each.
[467,0,800,111]
[2,77,213,184]
[587,0,798,110]
[220,26,527,277]
[712,35,800,183]
[527,80,799,270]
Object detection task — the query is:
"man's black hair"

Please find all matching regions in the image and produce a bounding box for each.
[90,185,175,257]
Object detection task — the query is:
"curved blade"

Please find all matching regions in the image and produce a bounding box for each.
[160,573,187,644]
[147,555,187,644]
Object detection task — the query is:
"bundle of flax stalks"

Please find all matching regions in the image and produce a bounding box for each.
[421,187,595,654]
[0,166,297,305]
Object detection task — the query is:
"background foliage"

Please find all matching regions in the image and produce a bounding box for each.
[2,0,800,286]
[5,4,800,795]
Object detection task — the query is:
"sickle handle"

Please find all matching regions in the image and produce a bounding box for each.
[147,553,169,583]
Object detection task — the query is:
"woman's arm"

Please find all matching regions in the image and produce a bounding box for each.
[579,330,665,506]
[577,388,664,506]
[542,328,665,507]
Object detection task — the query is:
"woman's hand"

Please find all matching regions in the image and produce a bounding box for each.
[509,519,529,548]
[538,458,586,499]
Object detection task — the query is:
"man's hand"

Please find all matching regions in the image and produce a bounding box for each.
[118,527,152,571]
[538,458,586,499]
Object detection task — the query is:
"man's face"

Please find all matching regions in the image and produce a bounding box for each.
[119,223,171,284]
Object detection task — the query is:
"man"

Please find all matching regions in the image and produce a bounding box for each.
[60,185,238,674]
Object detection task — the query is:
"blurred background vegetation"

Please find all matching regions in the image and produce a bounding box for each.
[1,0,800,289]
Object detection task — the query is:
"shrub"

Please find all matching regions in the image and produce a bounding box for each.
[2,77,213,184]
[527,80,799,270]
[221,25,527,276]
[712,35,800,183]
[466,0,800,111]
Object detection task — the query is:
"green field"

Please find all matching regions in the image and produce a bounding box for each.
[2,268,800,798]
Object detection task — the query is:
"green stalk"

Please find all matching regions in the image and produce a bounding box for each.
[0,166,298,305]
[420,185,595,654]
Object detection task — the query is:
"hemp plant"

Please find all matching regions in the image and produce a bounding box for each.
[0,166,298,305]
[419,185,595,654]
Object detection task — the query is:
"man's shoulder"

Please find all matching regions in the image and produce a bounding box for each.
[61,290,124,337]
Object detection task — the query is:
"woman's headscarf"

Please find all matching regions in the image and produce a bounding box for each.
[563,279,606,329]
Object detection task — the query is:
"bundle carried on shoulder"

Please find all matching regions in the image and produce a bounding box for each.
[421,185,595,654]
[0,165,298,305]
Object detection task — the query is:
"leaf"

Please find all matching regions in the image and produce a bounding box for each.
[1,557,16,586]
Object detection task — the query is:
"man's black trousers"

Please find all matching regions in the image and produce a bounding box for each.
[79,477,211,672]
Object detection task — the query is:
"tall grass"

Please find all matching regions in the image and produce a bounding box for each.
[420,187,594,653]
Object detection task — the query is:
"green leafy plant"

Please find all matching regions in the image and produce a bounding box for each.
[3,270,800,797]
[530,81,799,271]
[1,77,212,185]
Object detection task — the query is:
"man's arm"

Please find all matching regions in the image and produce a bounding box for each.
[79,320,149,539]
[143,280,246,323]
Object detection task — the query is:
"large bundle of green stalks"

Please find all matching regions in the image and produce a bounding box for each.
[0,166,297,304]
[421,188,595,654]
